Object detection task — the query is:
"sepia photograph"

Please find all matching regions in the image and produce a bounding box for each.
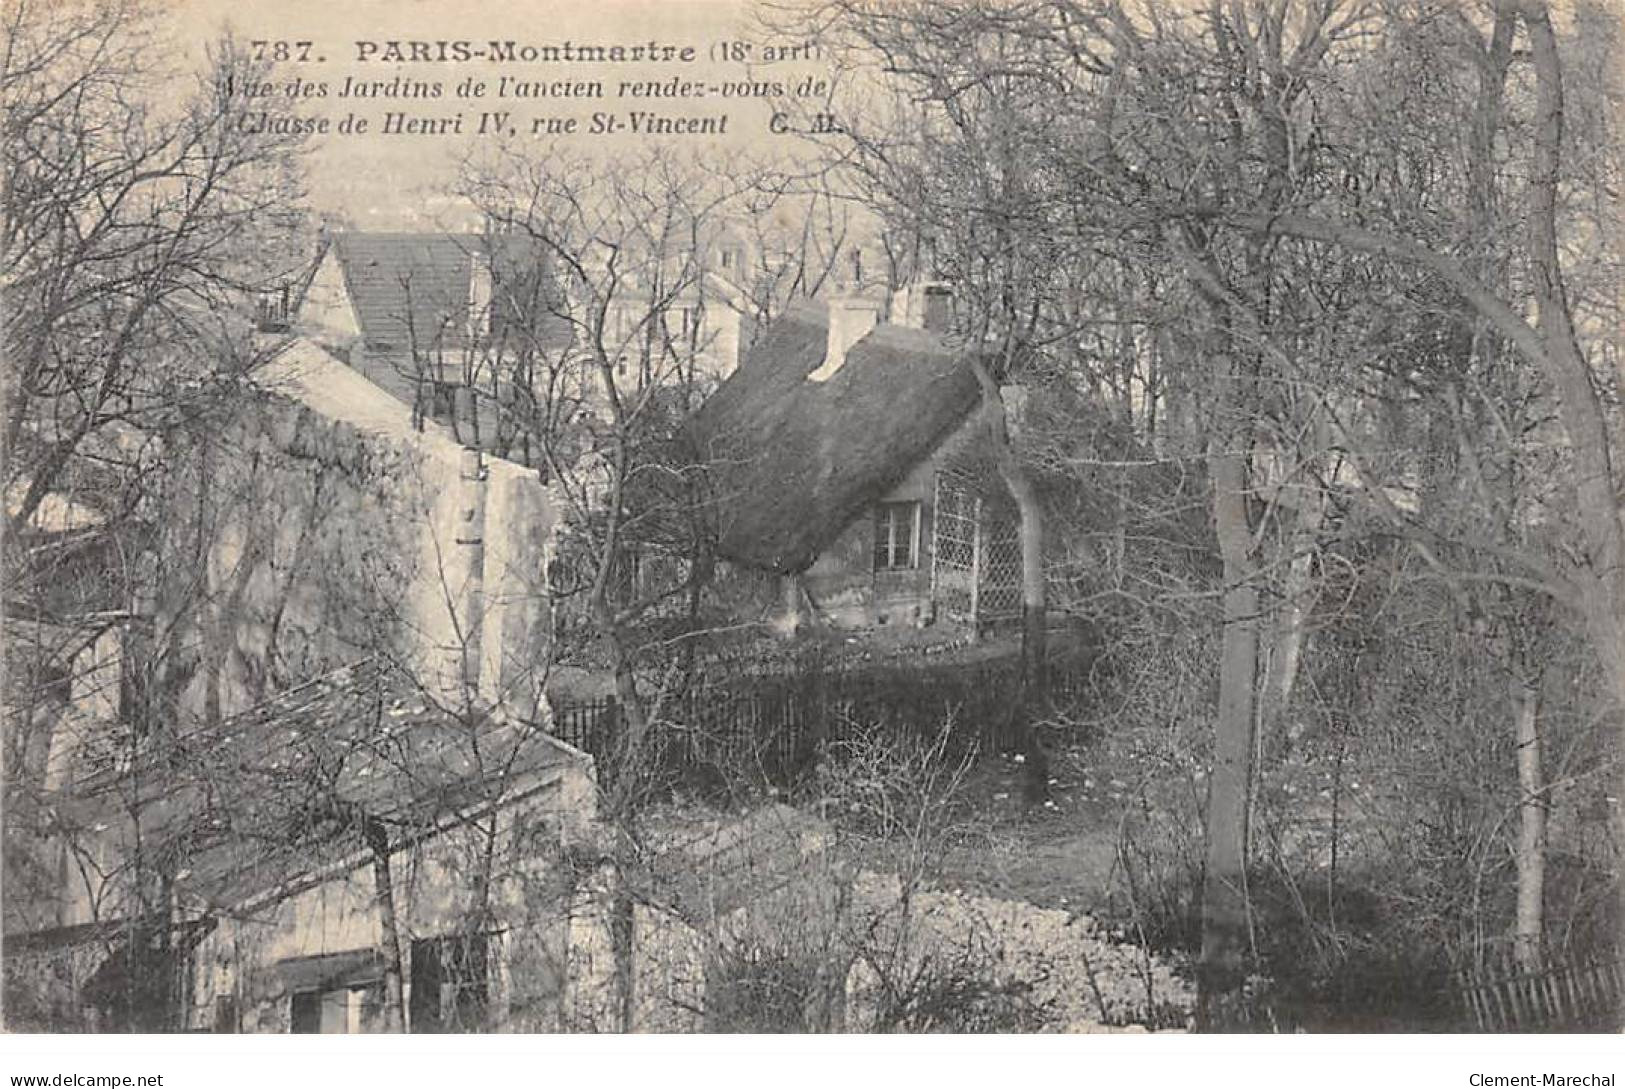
[2,0,1623,1076]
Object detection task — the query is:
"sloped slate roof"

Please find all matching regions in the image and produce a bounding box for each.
[55,660,579,908]
[333,233,478,352]
[330,232,566,355]
[687,303,982,574]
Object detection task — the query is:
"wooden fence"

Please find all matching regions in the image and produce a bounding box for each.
[1456,953,1624,1032]
[549,698,619,761]
[548,654,1093,790]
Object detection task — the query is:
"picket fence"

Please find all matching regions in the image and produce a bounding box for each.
[1456,952,1624,1032]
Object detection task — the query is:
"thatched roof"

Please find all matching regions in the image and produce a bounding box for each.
[687,302,981,574]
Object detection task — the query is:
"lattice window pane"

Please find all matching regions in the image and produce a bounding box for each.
[978,518,1023,619]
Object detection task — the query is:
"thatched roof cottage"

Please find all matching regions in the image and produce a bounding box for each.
[687,290,1021,633]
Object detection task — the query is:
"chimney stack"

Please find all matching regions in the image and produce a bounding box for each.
[890,281,954,333]
[809,244,882,382]
[810,293,881,382]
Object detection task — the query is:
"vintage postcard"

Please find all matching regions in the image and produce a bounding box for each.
[3,0,1622,1078]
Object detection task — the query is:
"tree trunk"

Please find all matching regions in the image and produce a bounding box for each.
[968,354,1049,802]
[1178,238,1264,1030]
[595,594,651,818]
[1199,442,1261,1031]
[364,819,408,1033]
[1515,0,1625,942]
[1014,473,1050,803]
[1512,675,1546,971]
[609,869,635,1032]
[1261,481,1324,757]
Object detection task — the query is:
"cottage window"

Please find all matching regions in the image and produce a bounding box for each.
[409,933,490,1033]
[873,502,920,571]
[286,980,386,1033]
[254,283,292,332]
[290,983,385,1033]
[280,949,387,1033]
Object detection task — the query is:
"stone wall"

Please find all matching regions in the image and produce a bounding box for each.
[155,338,556,722]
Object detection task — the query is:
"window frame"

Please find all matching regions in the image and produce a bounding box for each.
[873,501,922,572]
[289,980,385,1034]
[278,948,388,1034]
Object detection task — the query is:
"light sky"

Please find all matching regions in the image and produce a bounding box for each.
[162,0,828,226]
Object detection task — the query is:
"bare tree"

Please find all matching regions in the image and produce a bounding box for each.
[454,145,764,814]
[2,0,309,535]
[795,0,1623,1027]
[2,0,310,950]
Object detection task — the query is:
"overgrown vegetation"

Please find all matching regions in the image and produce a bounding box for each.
[7,0,1624,1035]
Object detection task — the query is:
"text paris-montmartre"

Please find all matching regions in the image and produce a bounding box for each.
[352,40,698,64]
